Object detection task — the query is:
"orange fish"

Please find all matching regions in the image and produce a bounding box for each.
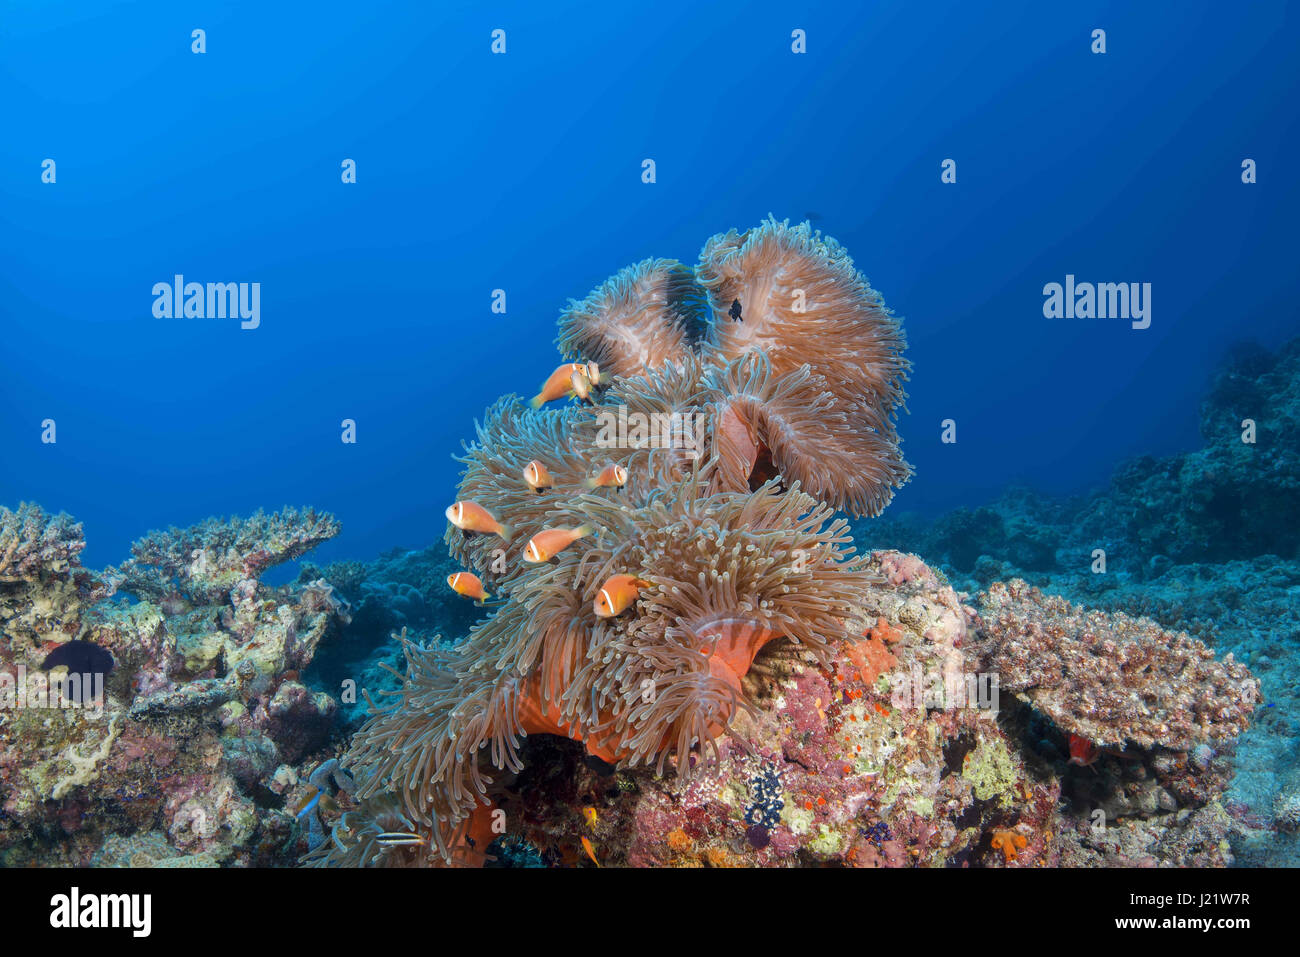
[445,500,511,540]
[586,464,628,489]
[570,367,593,402]
[447,571,491,603]
[530,363,588,408]
[1067,733,1101,767]
[580,836,601,867]
[522,459,553,493]
[523,525,592,563]
[593,574,651,618]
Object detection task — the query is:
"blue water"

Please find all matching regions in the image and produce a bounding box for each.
[2,0,1298,568]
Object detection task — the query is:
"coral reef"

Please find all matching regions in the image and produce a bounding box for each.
[0,506,350,866]
[302,544,483,730]
[0,504,117,667]
[305,218,1254,868]
[115,506,340,605]
[855,336,1298,865]
[5,220,1263,869]
[414,552,1246,868]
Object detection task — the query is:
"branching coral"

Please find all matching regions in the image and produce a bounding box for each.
[974,579,1257,750]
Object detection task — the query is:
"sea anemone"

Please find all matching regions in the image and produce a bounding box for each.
[556,258,709,379]
[336,478,876,862]
[705,350,912,515]
[697,217,909,412]
[552,217,912,517]
[319,218,908,865]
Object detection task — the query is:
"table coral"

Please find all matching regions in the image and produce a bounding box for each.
[114,507,340,605]
[0,504,116,666]
[973,579,1257,750]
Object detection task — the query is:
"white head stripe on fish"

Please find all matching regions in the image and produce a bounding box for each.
[599,587,613,610]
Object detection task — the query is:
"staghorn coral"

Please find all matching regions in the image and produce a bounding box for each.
[974,579,1257,751]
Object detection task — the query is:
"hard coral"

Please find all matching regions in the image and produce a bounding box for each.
[974,579,1257,750]
[115,507,341,605]
[0,503,349,867]
[0,503,116,666]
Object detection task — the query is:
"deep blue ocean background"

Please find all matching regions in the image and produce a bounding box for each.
[2,0,1298,568]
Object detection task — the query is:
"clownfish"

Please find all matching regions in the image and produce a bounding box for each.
[448,571,492,603]
[530,363,584,408]
[522,525,592,563]
[445,500,511,540]
[593,573,651,618]
[586,464,628,490]
[570,367,593,402]
[530,361,602,408]
[522,459,553,493]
